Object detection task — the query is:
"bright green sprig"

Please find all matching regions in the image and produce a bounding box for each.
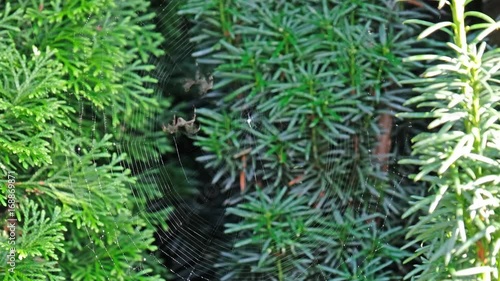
[399,0,500,279]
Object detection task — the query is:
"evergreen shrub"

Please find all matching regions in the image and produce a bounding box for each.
[180,0,425,279]
[0,1,171,280]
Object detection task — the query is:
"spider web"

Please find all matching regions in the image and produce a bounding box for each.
[75,1,416,280]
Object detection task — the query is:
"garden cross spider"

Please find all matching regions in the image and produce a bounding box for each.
[162,108,199,135]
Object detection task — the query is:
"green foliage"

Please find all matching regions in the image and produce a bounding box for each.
[7,0,170,163]
[181,0,423,279]
[221,187,321,280]
[0,200,70,281]
[0,38,69,169]
[399,0,500,279]
[0,0,171,280]
[14,200,70,262]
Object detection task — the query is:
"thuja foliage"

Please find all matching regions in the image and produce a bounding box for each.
[0,1,170,280]
[180,0,423,279]
[400,0,500,280]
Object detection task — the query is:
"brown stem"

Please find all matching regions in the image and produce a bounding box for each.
[374,112,393,172]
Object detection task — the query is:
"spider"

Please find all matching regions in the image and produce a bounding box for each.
[162,109,200,135]
[182,66,213,95]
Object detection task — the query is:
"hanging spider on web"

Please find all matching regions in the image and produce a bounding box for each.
[162,108,200,135]
[182,64,213,95]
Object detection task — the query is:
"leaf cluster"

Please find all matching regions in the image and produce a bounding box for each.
[399,0,500,279]
[180,0,425,279]
[0,1,171,280]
